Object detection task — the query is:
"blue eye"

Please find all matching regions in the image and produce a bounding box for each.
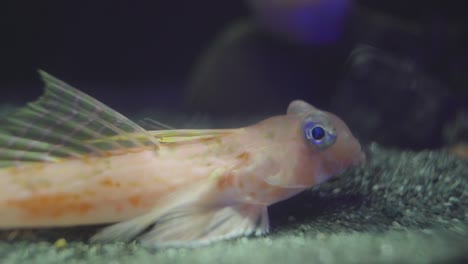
[310,126,325,140]
[302,120,336,149]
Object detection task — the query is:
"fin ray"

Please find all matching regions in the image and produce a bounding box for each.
[0,70,159,167]
[137,117,175,130]
[140,204,268,248]
[91,203,269,248]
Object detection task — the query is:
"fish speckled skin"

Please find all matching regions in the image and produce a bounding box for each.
[0,71,364,248]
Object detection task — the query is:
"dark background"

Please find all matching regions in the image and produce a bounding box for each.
[0,1,248,110]
[1,1,466,114]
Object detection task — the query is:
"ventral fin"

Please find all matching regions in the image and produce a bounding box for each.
[91,203,269,248]
[0,70,159,167]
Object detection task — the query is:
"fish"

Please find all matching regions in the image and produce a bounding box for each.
[0,71,365,248]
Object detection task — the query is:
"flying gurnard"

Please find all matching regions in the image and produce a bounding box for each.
[0,71,365,247]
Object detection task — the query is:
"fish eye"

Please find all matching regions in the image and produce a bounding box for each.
[310,126,325,140]
[302,117,336,150]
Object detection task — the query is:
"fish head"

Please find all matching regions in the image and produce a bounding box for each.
[286,100,365,186]
[232,100,364,205]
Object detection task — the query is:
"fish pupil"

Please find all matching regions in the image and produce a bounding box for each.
[311,126,325,140]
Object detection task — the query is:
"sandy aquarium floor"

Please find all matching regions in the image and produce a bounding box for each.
[0,109,466,264]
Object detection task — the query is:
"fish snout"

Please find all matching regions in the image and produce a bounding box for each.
[339,132,366,168]
[353,148,366,166]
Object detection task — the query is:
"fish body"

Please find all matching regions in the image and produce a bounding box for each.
[0,71,364,247]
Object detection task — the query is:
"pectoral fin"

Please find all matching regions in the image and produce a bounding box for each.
[91,203,269,248]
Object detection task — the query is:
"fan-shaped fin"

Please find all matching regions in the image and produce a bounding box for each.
[91,203,269,248]
[0,70,159,167]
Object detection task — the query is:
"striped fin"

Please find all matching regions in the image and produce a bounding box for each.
[0,70,159,167]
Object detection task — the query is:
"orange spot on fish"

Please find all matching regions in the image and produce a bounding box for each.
[99,178,121,188]
[236,151,251,162]
[217,173,234,190]
[199,137,217,143]
[7,193,94,218]
[128,195,142,207]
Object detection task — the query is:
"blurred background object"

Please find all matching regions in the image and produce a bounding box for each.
[246,0,352,44]
[186,0,356,115]
[330,44,455,149]
[185,20,349,116]
[0,1,248,112]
